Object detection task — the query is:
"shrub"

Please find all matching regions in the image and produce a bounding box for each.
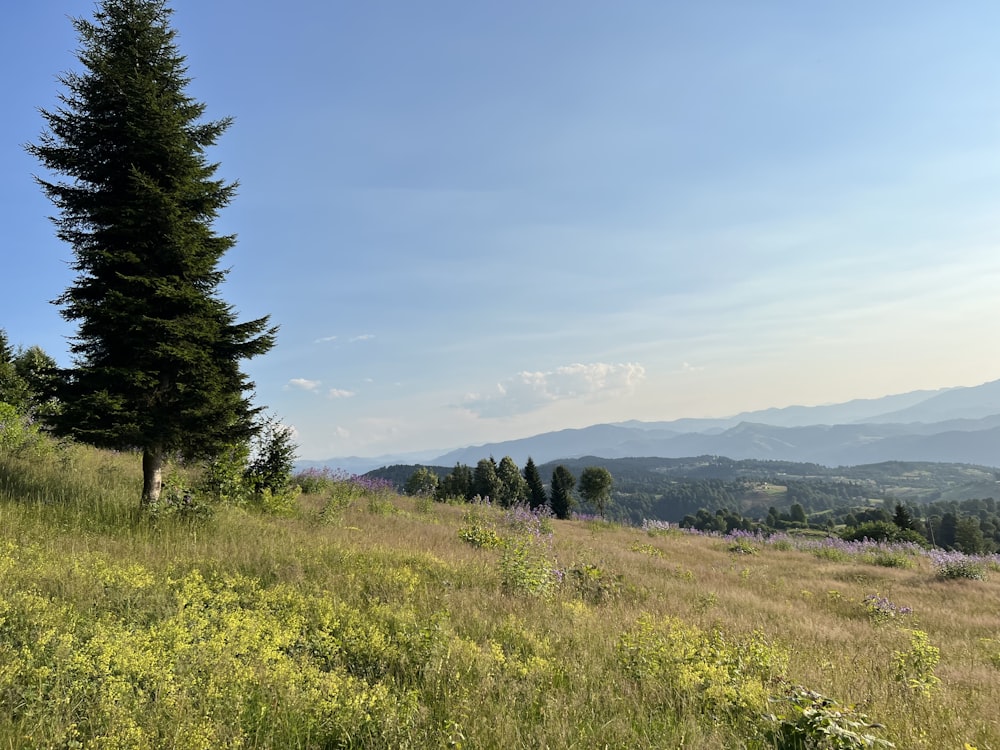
[931,550,988,580]
[862,551,914,569]
[499,534,561,598]
[728,539,759,555]
[569,563,625,604]
[894,629,941,697]
[863,595,912,626]
[616,614,788,716]
[149,474,214,522]
[457,503,502,549]
[244,416,297,496]
[765,686,895,749]
[629,541,663,558]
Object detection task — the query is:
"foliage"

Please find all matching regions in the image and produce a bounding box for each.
[28,0,276,506]
[522,456,548,510]
[472,458,502,503]
[728,538,760,555]
[295,466,339,494]
[578,466,614,518]
[244,416,298,496]
[435,462,473,501]
[841,522,929,548]
[148,474,215,521]
[930,550,988,580]
[863,595,913,626]
[495,456,528,506]
[0,331,58,416]
[497,505,561,597]
[765,686,895,749]
[404,466,439,497]
[894,629,941,697]
[457,502,502,549]
[498,533,561,598]
[549,465,576,520]
[569,563,625,604]
[0,403,50,457]
[616,614,788,716]
[0,555,415,748]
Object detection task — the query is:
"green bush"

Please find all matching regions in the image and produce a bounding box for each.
[765,686,894,749]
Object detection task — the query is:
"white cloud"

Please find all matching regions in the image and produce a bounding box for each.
[286,378,322,391]
[314,335,338,344]
[350,334,375,343]
[462,362,646,418]
[328,388,357,399]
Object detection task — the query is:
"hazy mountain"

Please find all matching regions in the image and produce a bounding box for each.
[867,379,1000,423]
[303,377,1000,473]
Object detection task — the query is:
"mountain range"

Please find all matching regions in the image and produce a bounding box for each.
[298,378,1000,474]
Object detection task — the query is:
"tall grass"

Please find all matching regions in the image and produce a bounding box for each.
[1,440,999,748]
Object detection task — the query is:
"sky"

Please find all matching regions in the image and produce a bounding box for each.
[4,2,1000,461]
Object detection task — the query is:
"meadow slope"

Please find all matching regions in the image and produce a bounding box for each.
[1,444,999,749]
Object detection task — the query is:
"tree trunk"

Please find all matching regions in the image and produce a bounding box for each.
[142,446,165,507]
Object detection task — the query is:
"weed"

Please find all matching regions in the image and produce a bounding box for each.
[765,686,894,749]
[894,629,941,697]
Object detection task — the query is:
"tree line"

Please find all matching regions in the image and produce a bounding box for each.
[402,458,612,520]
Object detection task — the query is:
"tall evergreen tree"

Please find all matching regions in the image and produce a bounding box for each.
[496,455,528,507]
[892,502,917,532]
[436,463,473,501]
[523,457,547,510]
[28,0,276,506]
[472,457,502,502]
[549,465,576,520]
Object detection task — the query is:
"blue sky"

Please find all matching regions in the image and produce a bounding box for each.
[4,2,1000,460]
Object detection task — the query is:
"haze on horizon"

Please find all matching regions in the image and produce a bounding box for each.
[4,2,1000,460]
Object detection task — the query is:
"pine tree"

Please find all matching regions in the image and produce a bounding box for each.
[28,0,276,507]
[549,465,576,520]
[523,457,547,510]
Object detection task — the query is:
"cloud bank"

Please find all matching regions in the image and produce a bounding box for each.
[462,362,646,418]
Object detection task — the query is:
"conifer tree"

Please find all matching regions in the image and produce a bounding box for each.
[28,0,275,506]
[496,455,528,507]
[549,465,576,520]
[436,463,473,501]
[472,457,502,502]
[523,457,547,510]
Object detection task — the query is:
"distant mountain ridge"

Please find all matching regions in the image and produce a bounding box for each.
[300,378,1000,473]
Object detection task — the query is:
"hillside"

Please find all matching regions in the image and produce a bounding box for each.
[370,457,1000,527]
[2,442,1000,747]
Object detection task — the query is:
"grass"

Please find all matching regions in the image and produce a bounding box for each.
[1,441,1000,748]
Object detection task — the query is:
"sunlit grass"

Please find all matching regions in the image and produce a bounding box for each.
[1,440,1000,748]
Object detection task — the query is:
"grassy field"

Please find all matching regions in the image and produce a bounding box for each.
[1,442,999,748]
